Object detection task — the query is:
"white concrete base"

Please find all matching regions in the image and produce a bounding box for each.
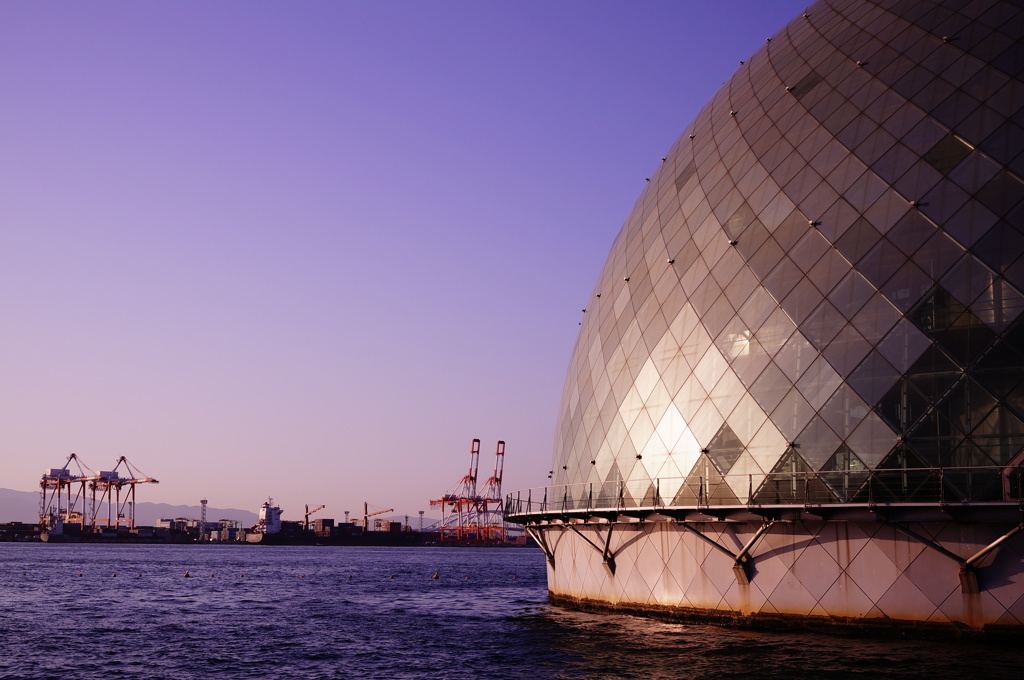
[538,520,1024,636]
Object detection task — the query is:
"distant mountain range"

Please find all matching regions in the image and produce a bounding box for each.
[0,487,259,526]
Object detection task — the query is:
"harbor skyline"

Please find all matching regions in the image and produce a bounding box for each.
[1,2,806,518]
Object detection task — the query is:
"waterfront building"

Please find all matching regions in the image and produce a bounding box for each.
[507,0,1024,635]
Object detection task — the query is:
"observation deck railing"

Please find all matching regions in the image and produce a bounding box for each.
[505,466,1024,523]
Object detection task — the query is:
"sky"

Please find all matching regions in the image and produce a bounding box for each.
[0,1,808,522]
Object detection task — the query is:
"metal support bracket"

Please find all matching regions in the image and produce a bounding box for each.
[962,522,1024,594]
[525,525,557,568]
[885,521,1024,594]
[678,523,739,561]
[679,520,775,584]
[567,522,617,575]
[733,521,776,585]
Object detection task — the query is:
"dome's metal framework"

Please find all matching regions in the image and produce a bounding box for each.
[508,0,1024,635]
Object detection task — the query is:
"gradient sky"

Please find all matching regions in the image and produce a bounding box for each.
[1,1,807,521]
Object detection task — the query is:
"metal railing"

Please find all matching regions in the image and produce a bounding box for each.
[504,466,1024,517]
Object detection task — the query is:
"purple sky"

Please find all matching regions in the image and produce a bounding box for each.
[1,1,807,521]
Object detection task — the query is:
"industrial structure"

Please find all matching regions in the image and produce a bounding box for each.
[242,498,432,545]
[431,439,507,543]
[31,455,452,544]
[30,445,522,545]
[248,498,284,537]
[40,454,158,536]
[304,503,326,531]
[507,0,1024,636]
[363,502,394,532]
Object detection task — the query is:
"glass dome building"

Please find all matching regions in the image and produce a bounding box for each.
[507,0,1024,635]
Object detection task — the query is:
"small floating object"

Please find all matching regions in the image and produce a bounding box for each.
[137,573,142,578]
[389,575,394,579]
[112,573,116,578]
[300,575,304,579]
[184,571,191,578]
[431,572,439,580]
[465,576,470,580]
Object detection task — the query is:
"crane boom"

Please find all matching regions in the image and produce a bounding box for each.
[363,501,394,532]
[304,504,326,531]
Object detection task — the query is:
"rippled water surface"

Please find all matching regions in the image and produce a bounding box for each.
[0,544,1022,679]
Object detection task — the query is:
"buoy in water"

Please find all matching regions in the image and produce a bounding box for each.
[431,572,439,580]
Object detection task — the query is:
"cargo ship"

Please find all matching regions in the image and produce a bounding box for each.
[243,499,436,546]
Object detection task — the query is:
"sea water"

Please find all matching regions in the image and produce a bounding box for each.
[0,544,1021,679]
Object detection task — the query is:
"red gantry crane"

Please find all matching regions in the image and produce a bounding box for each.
[430,439,507,544]
[478,441,506,543]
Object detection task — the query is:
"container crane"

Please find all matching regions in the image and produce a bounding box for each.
[478,441,506,542]
[479,440,505,502]
[40,453,92,531]
[40,454,158,533]
[91,456,159,530]
[430,439,508,544]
